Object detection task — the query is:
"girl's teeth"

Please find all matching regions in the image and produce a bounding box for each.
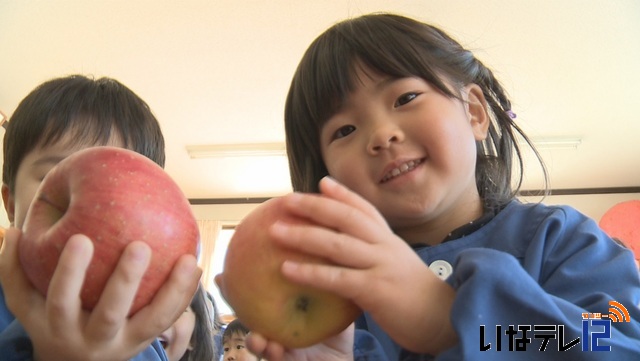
[382,159,421,182]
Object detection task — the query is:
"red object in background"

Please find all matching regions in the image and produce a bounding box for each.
[599,200,640,260]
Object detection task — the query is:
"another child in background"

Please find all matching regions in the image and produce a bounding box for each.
[246,13,640,360]
[222,319,259,361]
[0,75,202,361]
[159,284,218,361]
[205,289,225,357]
[205,289,225,334]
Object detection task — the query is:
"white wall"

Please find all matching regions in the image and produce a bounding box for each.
[191,203,260,224]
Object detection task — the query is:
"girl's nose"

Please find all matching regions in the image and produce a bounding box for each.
[367,123,405,154]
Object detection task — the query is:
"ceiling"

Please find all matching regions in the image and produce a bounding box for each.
[1,1,639,204]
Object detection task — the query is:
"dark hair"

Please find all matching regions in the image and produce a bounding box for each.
[285,13,547,212]
[222,318,251,344]
[2,75,165,193]
[181,284,216,361]
[205,289,225,332]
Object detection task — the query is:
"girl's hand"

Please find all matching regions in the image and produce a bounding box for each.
[0,227,202,361]
[246,323,355,361]
[270,177,457,354]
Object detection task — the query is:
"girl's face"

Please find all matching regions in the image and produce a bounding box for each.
[223,332,258,361]
[159,306,196,361]
[320,68,490,244]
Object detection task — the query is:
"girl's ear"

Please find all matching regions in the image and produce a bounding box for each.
[1,184,15,225]
[464,84,490,141]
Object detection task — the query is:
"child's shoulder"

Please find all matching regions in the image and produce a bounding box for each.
[503,199,594,227]
[488,200,607,249]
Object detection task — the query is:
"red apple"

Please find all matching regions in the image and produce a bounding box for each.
[20,146,200,316]
[218,197,361,348]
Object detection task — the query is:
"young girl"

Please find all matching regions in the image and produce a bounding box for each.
[159,284,218,361]
[246,13,640,360]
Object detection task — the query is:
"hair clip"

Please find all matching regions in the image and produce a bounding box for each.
[505,110,517,119]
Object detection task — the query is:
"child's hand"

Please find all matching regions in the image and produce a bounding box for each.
[0,227,202,361]
[269,177,457,354]
[245,323,355,361]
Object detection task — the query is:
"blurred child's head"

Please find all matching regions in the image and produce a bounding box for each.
[161,285,216,361]
[223,319,258,361]
[1,75,165,228]
[284,13,545,213]
[161,305,196,361]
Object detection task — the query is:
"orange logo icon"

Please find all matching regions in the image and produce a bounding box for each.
[604,300,630,323]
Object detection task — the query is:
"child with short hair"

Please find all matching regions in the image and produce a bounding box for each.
[0,74,202,361]
[245,13,640,360]
[222,319,259,361]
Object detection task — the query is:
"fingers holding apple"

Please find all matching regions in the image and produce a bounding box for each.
[9,232,201,361]
[84,240,151,341]
[244,323,355,361]
[259,189,445,353]
[285,177,396,256]
[0,227,48,324]
[218,197,361,349]
[19,146,200,316]
[45,234,96,328]
[130,251,201,337]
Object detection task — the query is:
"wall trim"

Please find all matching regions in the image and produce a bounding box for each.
[189,197,271,205]
[189,187,640,205]
[518,187,640,197]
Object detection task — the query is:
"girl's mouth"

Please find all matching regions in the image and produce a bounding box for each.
[380,158,423,183]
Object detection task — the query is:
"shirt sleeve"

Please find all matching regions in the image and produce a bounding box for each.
[0,320,34,361]
[354,328,391,361]
[0,286,16,332]
[131,339,169,361]
[0,317,168,361]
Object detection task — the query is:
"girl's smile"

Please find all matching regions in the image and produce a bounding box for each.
[320,67,490,243]
[380,157,425,183]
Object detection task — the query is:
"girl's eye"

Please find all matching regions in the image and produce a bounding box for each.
[223,347,229,352]
[236,345,245,350]
[333,125,356,140]
[395,92,419,107]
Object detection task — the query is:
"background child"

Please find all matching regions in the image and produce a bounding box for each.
[0,75,202,361]
[159,283,219,361]
[246,13,640,360]
[223,318,259,361]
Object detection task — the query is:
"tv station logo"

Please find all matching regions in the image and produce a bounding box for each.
[480,300,630,352]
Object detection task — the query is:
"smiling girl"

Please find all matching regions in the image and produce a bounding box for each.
[246,13,640,360]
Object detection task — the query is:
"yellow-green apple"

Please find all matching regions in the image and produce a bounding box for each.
[20,146,200,316]
[218,197,361,348]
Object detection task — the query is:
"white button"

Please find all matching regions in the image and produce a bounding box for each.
[429,260,453,280]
